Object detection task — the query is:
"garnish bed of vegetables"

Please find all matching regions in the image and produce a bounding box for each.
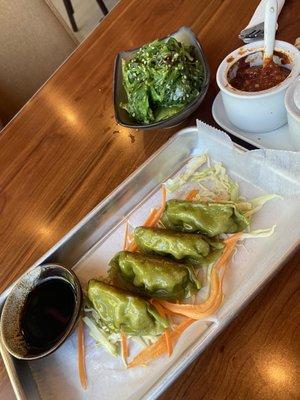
[121,37,204,124]
[78,154,279,387]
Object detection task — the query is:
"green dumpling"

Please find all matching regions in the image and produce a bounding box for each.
[87,280,168,336]
[133,226,224,267]
[109,251,200,301]
[161,200,249,237]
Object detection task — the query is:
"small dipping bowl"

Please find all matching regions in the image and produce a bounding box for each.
[285,77,300,150]
[216,40,300,133]
[114,26,210,130]
[0,264,82,360]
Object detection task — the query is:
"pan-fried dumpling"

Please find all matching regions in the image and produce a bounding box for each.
[109,251,200,301]
[161,200,249,237]
[87,280,168,336]
[133,226,224,266]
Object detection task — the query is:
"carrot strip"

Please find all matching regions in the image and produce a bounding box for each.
[146,186,167,228]
[159,233,242,319]
[150,299,173,357]
[77,317,87,390]
[160,185,167,209]
[126,232,134,250]
[164,329,173,357]
[185,189,199,201]
[121,330,128,365]
[126,208,158,252]
[224,233,242,245]
[123,221,129,250]
[126,241,138,252]
[209,232,242,271]
[128,318,194,368]
[125,186,167,251]
[151,299,166,317]
[151,299,177,317]
[143,208,159,227]
[159,270,223,318]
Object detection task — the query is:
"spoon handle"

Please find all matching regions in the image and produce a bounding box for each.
[264,0,278,64]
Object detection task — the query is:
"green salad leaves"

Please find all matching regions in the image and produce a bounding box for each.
[121,37,204,123]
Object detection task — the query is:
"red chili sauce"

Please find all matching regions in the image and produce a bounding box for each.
[228,52,291,92]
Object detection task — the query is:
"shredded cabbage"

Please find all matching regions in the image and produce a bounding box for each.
[165,154,281,223]
[165,154,239,202]
[190,163,239,201]
[244,194,282,217]
[236,201,252,212]
[83,316,119,356]
[84,302,157,355]
[241,225,276,239]
[165,154,207,192]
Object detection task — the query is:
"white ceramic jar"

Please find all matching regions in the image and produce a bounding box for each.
[285,78,300,150]
[216,40,300,133]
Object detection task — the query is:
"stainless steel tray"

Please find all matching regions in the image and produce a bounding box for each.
[1,125,299,400]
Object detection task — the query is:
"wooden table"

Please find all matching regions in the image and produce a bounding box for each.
[0,0,299,398]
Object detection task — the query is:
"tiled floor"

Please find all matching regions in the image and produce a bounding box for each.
[51,0,118,41]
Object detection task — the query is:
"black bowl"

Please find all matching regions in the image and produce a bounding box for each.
[0,264,82,360]
[113,26,210,130]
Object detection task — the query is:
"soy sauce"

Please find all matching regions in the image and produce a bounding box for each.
[20,279,75,352]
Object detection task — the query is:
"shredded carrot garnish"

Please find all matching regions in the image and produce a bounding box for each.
[224,233,242,245]
[207,232,241,272]
[125,186,167,252]
[77,317,87,390]
[125,232,134,250]
[127,208,159,252]
[160,185,167,209]
[146,186,167,228]
[121,330,128,365]
[150,299,173,357]
[143,208,159,227]
[164,329,173,357]
[127,241,138,252]
[151,299,176,317]
[185,189,199,201]
[173,318,195,337]
[123,221,129,250]
[158,233,242,319]
[144,211,159,227]
[151,299,166,317]
[128,318,194,368]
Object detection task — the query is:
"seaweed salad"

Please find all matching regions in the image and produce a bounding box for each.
[121,37,204,123]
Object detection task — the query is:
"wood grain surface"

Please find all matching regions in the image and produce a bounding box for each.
[0,0,299,398]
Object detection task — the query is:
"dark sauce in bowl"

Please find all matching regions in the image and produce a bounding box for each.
[228,52,291,92]
[20,279,75,352]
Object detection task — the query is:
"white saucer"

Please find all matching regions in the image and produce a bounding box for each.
[212,92,295,150]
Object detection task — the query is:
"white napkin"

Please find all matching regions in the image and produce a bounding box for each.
[243,0,285,31]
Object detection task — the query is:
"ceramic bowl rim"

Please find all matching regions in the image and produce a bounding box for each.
[0,264,82,360]
[285,78,300,122]
[216,40,300,99]
[113,26,210,130]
